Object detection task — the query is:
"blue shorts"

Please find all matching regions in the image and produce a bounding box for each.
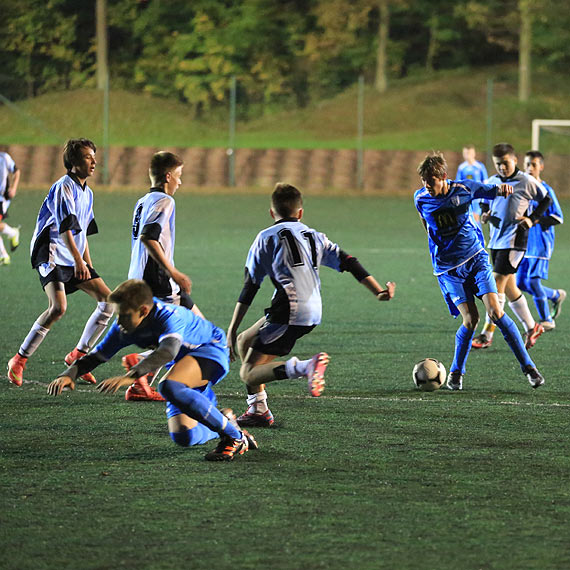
[437,251,497,317]
[162,341,229,419]
[518,257,549,281]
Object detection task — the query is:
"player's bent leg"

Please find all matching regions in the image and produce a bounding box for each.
[236,317,266,362]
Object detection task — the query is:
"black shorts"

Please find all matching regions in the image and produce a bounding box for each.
[38,264,100,295]
[252,321,316,357]
[490,248,525,275]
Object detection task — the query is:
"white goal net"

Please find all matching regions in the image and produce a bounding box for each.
[531,119,570,153]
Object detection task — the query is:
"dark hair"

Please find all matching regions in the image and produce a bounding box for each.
[149,151,184,185]
[525,150,544,163]
[63,139,96,170]
[492,143,515,158]
[417,152,447,180]
[271,182,303,218]
[108,279,154,311]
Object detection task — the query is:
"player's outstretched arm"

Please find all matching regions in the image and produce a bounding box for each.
[47,376,76,396]
[227,302,250,362]
[360,275,396,301]
[97,376,133,395]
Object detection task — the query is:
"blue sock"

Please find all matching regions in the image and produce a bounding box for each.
[451,325,474,374]
[159,380,241,440]
[494,314,534,370]
[542,286,558,301]
[529,278,551,321]
[170,424,218,447]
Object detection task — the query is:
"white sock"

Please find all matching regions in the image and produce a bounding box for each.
[19,321,50,358]
[1,224,17,238]
[508,294,535,331]
[285,356,311,378]
[246,390,268,414]
[0,237,8,258]
[76,302,114,352]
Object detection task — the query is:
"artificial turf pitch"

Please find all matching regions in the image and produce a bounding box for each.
[1,191,569,569]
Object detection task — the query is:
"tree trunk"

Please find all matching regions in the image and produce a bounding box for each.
[374,0,389,93]
[426,14,438,72]
[96,0,108,90]
[518,0,532,102]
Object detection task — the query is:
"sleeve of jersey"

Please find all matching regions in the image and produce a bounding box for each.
[130,337,181,377]
[338,249,371,281]
[92,323,129,362]
[319,233,343,272]
[55,182,81,234]
[140,197,172,241]
[238,269,261,305]
[87,218,99,236]
[244,234,268,285]
[529,194,552,223]
[470,181,498,200]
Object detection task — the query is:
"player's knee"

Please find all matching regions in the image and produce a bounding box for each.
[487,307,502,322]
[462,314,479,330]
[236,332,249,357]
[169,429,191,447]
[239,362,255,386]
[49,304,67,321]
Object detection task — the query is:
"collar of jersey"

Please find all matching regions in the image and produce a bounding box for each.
[273,217,300,225]
[497,166,520,183]
[149,186,166,193]
[67,171,87,190]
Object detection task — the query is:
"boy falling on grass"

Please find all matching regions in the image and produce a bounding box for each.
[414,152,544,390]
[227,182,395,427]
[48,279,257,462]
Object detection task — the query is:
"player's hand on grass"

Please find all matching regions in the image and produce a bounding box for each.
[97,376,133,395]
[497,184,513,197]
[377,281,396,301]
[47,376,76,396]
[172,270,192,294]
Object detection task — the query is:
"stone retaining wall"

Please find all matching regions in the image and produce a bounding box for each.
[4,144,568,196]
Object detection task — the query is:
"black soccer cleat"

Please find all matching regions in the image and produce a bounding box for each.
[446,371,464,391]
[524,366,545,389]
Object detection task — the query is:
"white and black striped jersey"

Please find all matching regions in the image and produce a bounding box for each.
[0,152,18,214]
[30,173,98,275]
[244,218,343,326]
[128,188,178,299]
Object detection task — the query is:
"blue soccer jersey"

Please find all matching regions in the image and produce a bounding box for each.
[0,152,17,213]
[93,298,228,371]
[456,160,488,183]
[128,189,178,298]
[484,170,548,250]
[30,173,98,274]
[245,219,343,326]
[414,179,499,275]
[525,180,563,260]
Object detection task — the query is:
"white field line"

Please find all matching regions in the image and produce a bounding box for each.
[14,378,570,408]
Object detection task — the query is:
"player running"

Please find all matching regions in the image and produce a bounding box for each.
[516,150,565,330]
[0,149,21,265]
[227,182,395,427]
[414,152,544,390]
[47,279,257,462]
[7,139,113,387]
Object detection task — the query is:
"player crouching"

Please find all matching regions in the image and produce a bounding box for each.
[47,279,257,462]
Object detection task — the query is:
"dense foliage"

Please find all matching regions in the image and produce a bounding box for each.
[0,0,568,112]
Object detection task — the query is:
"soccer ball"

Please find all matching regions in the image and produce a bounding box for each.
[412,358,446,392]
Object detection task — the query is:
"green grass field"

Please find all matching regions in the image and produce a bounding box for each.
[1,190,569,570]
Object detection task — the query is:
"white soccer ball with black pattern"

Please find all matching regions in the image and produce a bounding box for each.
[412,358,446,391]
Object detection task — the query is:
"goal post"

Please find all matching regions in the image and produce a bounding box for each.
[531,119,570,150]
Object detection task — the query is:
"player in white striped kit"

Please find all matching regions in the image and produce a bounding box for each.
[227,183,396,427]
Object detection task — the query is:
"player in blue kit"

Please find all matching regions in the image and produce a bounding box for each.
[516,150,565,330]
[47,279,258,462]
[0,149,21,265]
[7,139,114,387]
[122,151,204,402]
[227,182,396,427]
[456,144,488,223]
[415,152,544,390]
[472,143,552,349]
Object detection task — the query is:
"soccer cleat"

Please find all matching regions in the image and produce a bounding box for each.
[7,354,27,387]
[306,352,329,397]
[471,333,492,349]
[222,409,260,451]
[236,409,275,428]
[0,255,11,266]
[446,371,464,391]
[64,348,97,384]
[551,289,566,320]
[9,226,20,252]
[125,382,165,402]
[524,366,545,389]
[523,322,545,349]
[540,320,555,332]
[204,430,257,461]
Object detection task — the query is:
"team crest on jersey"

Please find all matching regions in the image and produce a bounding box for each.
[451,196,460,206]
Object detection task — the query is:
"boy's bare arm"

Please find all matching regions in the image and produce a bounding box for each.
[62,229,90,280]
[227,302,250,362]
[142,236,192,293]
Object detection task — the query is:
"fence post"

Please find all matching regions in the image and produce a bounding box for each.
[228,75,236,187]
[357,75,364,190]
[486,78,493,171]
